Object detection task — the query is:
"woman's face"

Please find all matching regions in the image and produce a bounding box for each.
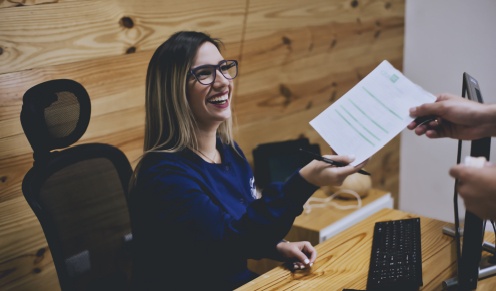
[187,42,233,129]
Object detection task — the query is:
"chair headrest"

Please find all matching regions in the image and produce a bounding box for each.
[20,79,91,155]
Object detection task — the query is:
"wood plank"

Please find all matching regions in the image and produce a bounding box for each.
[0,195,59,290]
[236,2,404,126]
[0,0,245,74]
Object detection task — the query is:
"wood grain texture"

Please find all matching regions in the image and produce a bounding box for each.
[235,0,404,202]
[237,208,496,291]
[0,0,404,289]
[0,0,244,74]
[0,1,245,289]
[0,1,70,9]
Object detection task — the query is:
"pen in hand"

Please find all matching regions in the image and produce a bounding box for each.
[299,148,371,176]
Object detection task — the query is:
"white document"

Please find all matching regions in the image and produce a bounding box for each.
[309,60,436,166]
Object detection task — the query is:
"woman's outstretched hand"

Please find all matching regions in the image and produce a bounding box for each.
[299,155,368,187]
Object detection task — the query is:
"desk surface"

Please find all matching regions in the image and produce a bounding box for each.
[238,208,496,291]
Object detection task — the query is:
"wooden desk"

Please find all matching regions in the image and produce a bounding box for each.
[286,188,392,245]
[239,208,496,291]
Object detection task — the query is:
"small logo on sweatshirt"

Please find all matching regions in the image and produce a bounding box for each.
[249,177,258,199]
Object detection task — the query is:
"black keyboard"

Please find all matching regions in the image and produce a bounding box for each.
[366,218,423,291]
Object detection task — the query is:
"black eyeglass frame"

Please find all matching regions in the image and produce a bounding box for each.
[188,60,238,85]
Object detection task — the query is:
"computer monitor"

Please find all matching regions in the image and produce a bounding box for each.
[455,72,490,290]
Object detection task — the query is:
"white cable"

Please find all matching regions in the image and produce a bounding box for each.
[303,189,362,214]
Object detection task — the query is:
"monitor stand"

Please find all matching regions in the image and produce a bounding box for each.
[441,226,496,289]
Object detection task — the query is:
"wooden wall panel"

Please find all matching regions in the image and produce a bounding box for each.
[0,0,404,289]
[0,0,244,74]
[0,0,246,289]
[235,0,404,197]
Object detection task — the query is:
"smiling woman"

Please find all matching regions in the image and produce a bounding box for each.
[128,30,367,290]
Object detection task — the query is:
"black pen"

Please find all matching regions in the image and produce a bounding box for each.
[299,148,371,176]
[414,115,437,126]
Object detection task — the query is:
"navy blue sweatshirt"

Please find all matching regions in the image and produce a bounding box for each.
[130,140,318,290]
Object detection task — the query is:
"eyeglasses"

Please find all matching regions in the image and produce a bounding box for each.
[189,60,238,85]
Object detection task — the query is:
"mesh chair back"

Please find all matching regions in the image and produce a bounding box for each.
[20,79,133,291]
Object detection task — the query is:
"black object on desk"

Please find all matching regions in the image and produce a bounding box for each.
[253,138,320,189]
[366,218,423,291]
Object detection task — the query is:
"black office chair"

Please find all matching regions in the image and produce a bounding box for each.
[20,79,134,291]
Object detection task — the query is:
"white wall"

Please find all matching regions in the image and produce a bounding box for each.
[400,0,496,224]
